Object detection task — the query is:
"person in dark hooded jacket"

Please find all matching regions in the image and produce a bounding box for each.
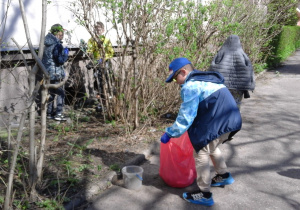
[209,35,255,109]
[42,24,69,121]
[160,57,242,206]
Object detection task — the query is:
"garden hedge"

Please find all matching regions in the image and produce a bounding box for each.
[269,26,300,66]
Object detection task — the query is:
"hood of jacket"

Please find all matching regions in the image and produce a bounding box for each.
[220,34,242,51]
[209,35,255,91]
[44,33,60,47]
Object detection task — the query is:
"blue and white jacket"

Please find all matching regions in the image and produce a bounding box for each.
[42,33,68,81]
[166,70,242,152]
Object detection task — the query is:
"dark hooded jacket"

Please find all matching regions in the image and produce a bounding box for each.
[209,35,255,91]
[42,33,68,81]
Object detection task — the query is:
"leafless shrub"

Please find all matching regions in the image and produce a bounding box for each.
[59,0,300,130]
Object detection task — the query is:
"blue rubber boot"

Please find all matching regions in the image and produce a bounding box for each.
[211,172,235,187]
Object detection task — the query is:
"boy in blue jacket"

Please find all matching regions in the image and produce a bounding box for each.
[161,57,242,206]
[42,24,69,121]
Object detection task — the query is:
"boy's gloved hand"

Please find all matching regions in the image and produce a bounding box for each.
[161,133,171,144]
[64,47,69,55]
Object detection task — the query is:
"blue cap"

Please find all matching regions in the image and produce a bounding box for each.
[166,57,191,83]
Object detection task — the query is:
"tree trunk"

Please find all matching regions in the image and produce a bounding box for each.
[131,40,139,129]
[36,85,48,183]
[16,0,49,201]
[28,0,47,191]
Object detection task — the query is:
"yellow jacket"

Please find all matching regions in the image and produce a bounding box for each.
[87,35,114,61]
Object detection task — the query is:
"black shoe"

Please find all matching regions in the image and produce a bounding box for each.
[182,190,214,206]
[54,114,66,121]
[47,114,54,119]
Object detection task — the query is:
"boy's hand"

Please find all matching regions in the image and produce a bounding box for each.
[161,133,171,144]
[64,47,69,55]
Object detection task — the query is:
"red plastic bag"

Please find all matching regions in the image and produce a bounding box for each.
[159,131,197,188]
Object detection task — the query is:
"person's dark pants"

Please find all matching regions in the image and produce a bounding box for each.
[95,61,112,97]
[95,69,103,96]
[47,80,65,116]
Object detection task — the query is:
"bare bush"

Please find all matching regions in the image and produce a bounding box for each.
[68,0,297,130]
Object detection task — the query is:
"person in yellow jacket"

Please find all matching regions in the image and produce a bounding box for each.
[86,21,114,98]
[87,21,114,62]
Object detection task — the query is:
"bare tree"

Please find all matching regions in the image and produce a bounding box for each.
[28,0,47,190]
[2,0,75,206]
[3,0,50,207]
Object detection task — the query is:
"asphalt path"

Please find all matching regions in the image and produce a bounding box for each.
[86,49,300,210]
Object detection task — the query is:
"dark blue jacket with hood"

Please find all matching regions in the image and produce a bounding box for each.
[42,33,68,81]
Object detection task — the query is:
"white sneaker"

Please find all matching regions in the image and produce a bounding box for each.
[54,114,66,121]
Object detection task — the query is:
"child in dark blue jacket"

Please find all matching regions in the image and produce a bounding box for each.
[161,57,242,206]
[42,24,69,121]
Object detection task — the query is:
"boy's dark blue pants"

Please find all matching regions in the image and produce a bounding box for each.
[47,80,65,115]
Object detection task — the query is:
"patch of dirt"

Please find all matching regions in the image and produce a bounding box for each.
[0,110,175,208]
